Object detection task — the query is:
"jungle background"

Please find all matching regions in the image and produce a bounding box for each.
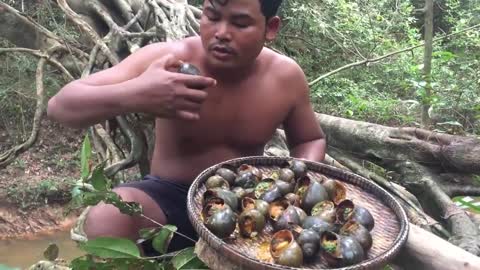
[0,0,479,269]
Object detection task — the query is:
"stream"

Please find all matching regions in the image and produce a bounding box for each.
[0,230,84,269]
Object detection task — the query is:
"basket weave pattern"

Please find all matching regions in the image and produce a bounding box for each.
[187,156,409,270]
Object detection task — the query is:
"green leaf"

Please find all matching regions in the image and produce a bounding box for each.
[139,227,160,239]
[171,247,208,270]
[43,243,59,261]
[70,257,94,270]
[0,264,20,270]
[82,191,105,206]
[89,162,109,191]
[80,134,92,180]
[152,225,177,254]
[103,192,143,216]
[79,237,141,259]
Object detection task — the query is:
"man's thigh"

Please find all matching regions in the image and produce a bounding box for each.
[84,186,167,240]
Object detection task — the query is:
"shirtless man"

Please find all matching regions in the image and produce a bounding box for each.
[47,0,326,252]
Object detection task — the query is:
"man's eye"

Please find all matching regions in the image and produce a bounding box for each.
[207,15,220,21]
[233,22,249,28]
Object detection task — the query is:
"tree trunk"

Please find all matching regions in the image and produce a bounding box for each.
[421,0,434,127]
[315,113,480,174]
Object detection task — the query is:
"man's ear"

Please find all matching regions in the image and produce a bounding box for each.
[265,16,281,42]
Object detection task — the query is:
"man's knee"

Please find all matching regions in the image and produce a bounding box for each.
[84,188,139,239]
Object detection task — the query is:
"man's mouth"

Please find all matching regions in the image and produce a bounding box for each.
[210,45,235,59]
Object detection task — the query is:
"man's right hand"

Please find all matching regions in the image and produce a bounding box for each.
[127,54,216,121]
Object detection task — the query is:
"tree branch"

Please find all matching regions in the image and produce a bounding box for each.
[0,47,74,81]
[442,183,480,197]
[57,0,119,65]
[309,23,480,86]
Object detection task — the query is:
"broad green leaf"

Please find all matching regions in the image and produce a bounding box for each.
[81,191,105,206]
[152,225,177,254]
[0,265,20,270]
[80,134,92,180]
[70,257,94,270]
[138,227,161,244]
[89,162,109,191]
[43,243,59,261]
[79,237,140,259]
[171,247,208,270]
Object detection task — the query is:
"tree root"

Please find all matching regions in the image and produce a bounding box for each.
[0,58,47,168]
[391,161,480,255]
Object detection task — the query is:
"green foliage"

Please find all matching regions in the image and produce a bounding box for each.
[0,265,20,270]
[274,0,480,134]
[65,134,206,270]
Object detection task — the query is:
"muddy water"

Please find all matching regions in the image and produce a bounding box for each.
[0,231,84,269]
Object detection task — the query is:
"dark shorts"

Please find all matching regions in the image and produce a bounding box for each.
[118,175,198,254]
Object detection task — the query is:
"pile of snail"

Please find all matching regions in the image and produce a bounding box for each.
[201,160,375,268]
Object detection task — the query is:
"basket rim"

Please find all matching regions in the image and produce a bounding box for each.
[187,156,409,270]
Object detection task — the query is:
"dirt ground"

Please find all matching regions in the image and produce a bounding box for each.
[0,119,84,239]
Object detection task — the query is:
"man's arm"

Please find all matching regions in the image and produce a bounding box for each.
[281,61,327,162]
[47,42,215,129]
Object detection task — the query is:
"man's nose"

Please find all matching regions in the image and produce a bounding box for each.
[215,22,232,41]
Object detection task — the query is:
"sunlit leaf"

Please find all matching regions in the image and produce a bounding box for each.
[152,225,177,254]
[79,237,140,259]
[80,134,92,180]
[171,247,208,270]
[89,162,109,191]
[0,264,20,270]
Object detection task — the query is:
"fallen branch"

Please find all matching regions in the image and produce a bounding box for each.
[442,183,480,197]
[393,223,480,270]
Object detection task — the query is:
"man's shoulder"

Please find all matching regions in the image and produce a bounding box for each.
[261,48,307,85]
[261,48,304,78]
[129,37,200,63]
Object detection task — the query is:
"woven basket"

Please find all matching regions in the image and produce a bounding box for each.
[187,156,409,270]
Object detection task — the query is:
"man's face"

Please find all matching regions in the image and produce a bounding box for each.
[200,0,279,69]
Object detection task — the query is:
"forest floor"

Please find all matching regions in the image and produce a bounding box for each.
[0,119,83,239]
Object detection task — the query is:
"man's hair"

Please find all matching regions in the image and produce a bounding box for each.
[209,0,284,19]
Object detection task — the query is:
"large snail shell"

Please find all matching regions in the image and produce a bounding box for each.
[352,205,375,231]
[205,205,237,239]
[340,220,373,251]
[311,200,336,223]
[322,179,347,205]
[274,205,301,232]
[238,209,266,238]
[205,175,230,190]
[278,168,295,182]
[298,177,329,214]
[260,184,283,203]
[215,167,237,185]
[297,229,320,259]
[237,164,262,181]
[203,189,238,211]
[288,160,308,179]
[302,216,335,235]
[270,230,303,267]
[320,231,365,267]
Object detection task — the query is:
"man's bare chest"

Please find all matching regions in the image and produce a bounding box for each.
[174,86,291,147]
